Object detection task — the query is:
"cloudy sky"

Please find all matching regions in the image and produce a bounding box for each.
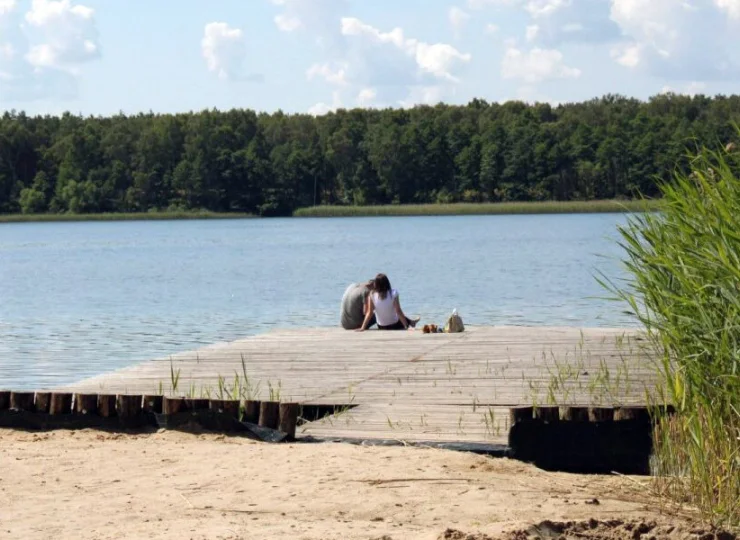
[1,0,740,116]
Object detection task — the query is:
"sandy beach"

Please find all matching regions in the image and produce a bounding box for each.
[0,428,702,540]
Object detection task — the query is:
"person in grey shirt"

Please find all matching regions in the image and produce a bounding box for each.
[340,280,419,330]
[340,281,374,330]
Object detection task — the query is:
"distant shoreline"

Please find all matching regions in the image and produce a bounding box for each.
[0,211,256,224]
[0,200,660,223]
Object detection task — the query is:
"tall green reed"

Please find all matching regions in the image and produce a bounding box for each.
[602,143,740,528]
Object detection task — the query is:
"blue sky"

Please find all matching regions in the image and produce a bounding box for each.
[1,0,740,116]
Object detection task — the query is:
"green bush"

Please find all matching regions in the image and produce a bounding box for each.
[18,187,46,214]
[608,144,740,528]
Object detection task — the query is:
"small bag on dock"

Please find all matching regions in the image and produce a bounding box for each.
[444,309,465,333]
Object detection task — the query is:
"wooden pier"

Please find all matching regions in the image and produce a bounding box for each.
[53,326,658,445]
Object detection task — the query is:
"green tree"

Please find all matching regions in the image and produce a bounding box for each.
[1,94,740,215]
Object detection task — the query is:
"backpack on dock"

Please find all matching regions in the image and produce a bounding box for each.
[444,309,465,333]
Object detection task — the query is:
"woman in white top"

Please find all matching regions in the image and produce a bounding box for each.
[357,274,412,331]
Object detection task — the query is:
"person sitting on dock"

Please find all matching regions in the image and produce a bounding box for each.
[357,274,417,332]
[340,280,376,330]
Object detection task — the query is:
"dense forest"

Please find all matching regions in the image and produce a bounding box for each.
[1,93,739,216]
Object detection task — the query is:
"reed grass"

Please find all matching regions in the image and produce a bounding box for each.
[0,210,254,223]
[294,199,662,218]
[602,143,740,529]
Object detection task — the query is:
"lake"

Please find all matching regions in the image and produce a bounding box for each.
[0,214,635,390]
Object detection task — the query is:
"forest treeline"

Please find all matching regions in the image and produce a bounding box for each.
[1,93,739,216]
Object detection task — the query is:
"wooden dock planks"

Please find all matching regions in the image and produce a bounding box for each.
[54,325,657,445]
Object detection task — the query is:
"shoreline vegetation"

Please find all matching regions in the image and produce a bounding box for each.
[607,142,740,528]
[0,199,661,223]
[294,199,661,217]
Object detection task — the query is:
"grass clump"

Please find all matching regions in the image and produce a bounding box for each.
[605,143,740,529]
[294,199,661,218]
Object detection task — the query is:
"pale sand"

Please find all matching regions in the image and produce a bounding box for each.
[0,429,676,540]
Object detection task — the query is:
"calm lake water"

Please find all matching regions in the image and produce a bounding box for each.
[0,214,636,390]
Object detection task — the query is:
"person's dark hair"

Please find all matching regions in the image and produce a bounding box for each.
[373,273,392,300]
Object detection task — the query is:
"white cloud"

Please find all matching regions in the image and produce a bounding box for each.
[525,0,570,17]
[611,42,641,68]
[307,62,347,85]
[275,14,301,32]
[467,0,620,45]
[202,22,250,81]
[501,45,581,83]
[357,87,376,106]
[340,17,471,83]
[414,42,472,82]
[686,81,708,95]
[467,0,570,14]
[341,18,407,49]
[304,16,471,110]
[715,0,740,18]
[24,0,99,68]
[661,81,707,96]
[531,0,620,45]
[270,0,347,50]
[0,0,99,101]
[609,0,740,80]
[25,0,91,25]
[308,90,343,115]
[449,6,470,36]
[398,85,447,108]
[485,23,499,34]
[495,0,740,78]
[0,0,16,15]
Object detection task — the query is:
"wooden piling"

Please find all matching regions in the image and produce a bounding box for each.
[10,392,35,412]
[142,395,163,414]
[75,394,98,415]
[184,399,209,411]
[49,393,73,415]
[116,395,143,419]
[34,392,52,414]
[560,406,589,422]
[258,401,280,429]
[535,406,559,423]
[163,397,184,415]
[209,400,240,418]
[243,400,260,423]
[0,390,9,410]
[278,403,300,439]
[98,395,117,417]
[509,406,533,426]
[588,407,614,423]
[614,406,650,423]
